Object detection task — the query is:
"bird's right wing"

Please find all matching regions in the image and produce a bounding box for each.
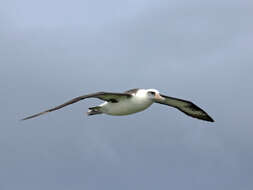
[21,92,131,120]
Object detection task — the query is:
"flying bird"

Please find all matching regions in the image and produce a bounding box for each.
[21,88,214,122]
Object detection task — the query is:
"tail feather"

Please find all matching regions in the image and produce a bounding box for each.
[87,106,103,116]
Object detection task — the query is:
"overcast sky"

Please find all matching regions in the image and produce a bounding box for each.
[1,0,253,189]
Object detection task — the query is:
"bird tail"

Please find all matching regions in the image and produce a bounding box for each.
[87,106,103,116]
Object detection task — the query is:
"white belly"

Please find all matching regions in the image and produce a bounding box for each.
[100,96,153,116]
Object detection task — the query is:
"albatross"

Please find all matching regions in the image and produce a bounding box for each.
[21,88,214,122]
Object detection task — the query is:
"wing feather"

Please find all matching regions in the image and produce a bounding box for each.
[155,94,214,122]
[21,92,131,120]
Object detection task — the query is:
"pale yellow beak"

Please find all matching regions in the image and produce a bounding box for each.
[155,93,165,101]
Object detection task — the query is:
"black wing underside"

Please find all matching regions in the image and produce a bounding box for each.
[155,94,214,122]
[21,92,131,120]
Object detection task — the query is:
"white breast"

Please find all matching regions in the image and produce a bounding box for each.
[100,93,153,116]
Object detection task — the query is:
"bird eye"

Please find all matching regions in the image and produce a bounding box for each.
[148,91,156,96]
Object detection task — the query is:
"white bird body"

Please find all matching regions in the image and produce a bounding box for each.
[100,89,153,115]
[21,88,214,122]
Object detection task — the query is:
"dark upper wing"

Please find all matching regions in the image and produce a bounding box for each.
[155,94,214,122]
[124,88,139,95]
[21,92,131,120]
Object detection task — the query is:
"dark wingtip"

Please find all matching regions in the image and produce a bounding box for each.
[20,116,34,121]
[20,116,31,121]
[205,115,215,122]
[20,111,49,121]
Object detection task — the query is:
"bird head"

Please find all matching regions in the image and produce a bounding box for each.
[146,89,165,101]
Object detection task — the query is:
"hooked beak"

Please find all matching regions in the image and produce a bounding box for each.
[155,93,165,101]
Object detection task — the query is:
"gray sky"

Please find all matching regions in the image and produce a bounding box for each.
[1,0,253,189]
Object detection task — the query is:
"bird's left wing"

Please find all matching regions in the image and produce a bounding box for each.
[21,92,131,120]
[155,94,214,122]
